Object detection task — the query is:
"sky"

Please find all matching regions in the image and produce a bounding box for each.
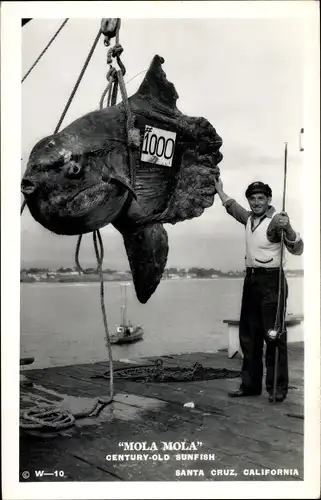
[21,17,306,271]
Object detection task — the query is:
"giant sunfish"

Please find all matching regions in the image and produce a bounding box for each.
[21,55,223,303]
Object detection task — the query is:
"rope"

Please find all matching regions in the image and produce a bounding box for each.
[126,68,147,86]
[99,69,147,110]
[117,69,139,188]
[21,19,69,83]
[98,23,138,188]
[54,29,102,134]
[20,22,116,431]
[111,79,119,107]
[94,359,240,383]
[75,230,114,402]
[20,230,114,431]
[20,405,75,430]
[99,80,113,110]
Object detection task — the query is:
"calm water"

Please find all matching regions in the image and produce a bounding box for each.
[20,278,303,369]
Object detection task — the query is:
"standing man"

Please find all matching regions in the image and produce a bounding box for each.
[214,178,303,402]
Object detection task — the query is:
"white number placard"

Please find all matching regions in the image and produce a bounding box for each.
[141,126,176,167]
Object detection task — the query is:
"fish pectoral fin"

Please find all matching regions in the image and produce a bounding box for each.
[156,152,222,224]
[114,222,169,304]
[109,175,137,200]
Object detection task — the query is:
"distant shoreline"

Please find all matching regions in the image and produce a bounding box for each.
[20,266,304,284]
[20,274,304,284]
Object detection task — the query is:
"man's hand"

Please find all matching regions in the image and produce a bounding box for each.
[214,176,223,193]
[273,211,297,240]
[213,174,231,205]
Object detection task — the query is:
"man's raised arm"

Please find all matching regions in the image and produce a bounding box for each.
[214,177,250,226]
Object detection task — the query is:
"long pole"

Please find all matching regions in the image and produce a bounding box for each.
[282,142,288,212]
[120,284,127,326]
[272,142,288,403]
[124,285,127,326]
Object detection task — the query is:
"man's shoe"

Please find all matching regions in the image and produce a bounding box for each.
[268,393,286,403]
[228,388,261,398]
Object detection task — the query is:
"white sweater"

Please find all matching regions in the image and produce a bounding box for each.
[245,213,282,268]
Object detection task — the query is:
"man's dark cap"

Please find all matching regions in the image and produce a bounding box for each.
[245,181,272,198]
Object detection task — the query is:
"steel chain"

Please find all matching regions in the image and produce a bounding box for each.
[95,359,240,383]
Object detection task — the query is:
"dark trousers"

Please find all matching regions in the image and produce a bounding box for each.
[239,268,289,397]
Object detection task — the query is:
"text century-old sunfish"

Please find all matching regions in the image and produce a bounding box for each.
[21,55,223,303]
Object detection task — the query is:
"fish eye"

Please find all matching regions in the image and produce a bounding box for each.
[65,162,82,177]
[71,165,81,175]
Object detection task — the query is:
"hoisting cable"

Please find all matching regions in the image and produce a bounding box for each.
[99,19,121,110]
[74,230,114,408]
[100,68,148,110]
[73,19,131,408]
[73,17,140,412]
[99,18,140,187]
[20,21,120,432]
[22,19,69,83]
[20,230,114,431]
[54,28,102,134]
[117,68,140,188]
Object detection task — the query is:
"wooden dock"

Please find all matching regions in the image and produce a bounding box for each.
[20,342,304,482]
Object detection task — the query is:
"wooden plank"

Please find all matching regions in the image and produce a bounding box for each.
[19,437,120,481]
[154,378,304,413]
[20,350,304,482]
[25,371,303,436]
[24,348,303,386]
[29,409,300,482]
[24,401,302,481]
[110,381,304,435]
[23,361,303,434]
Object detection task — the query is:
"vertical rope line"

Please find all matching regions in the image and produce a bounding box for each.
[111,80,119,106]
[117,70,137,187]
[54,29,102,134]
[22,19,69,83]
[75,230,114,402]
[93,230,114,400]
[99,81,112,110]
[75,235,85,273]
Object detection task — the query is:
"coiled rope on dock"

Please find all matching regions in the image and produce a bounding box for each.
[20,405,75,430]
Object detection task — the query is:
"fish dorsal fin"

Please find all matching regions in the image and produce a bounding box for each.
[135,55,179,110]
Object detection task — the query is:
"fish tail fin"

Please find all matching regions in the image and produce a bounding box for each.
[116,223,169,303]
